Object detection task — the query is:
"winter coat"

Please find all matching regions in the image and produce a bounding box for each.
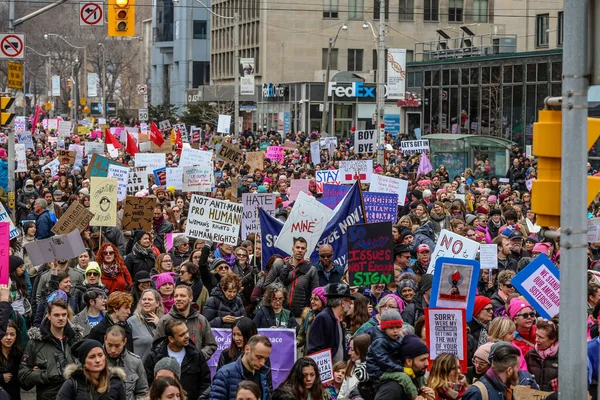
[88,316,134,353]
[210,356,272,400]
[202,286,246,328]
[280,260,319,318]
[35,210,55,240]
[525,348,558,391]
[365,327,404,379]
[401,293,427,327]
[462,370,539,400]
[0,346,23,400]
[72,308,106,338]
[297,308,321,356]
[497,257,518,273]
[198,246,221,294]
[144,339,210,400]
[127,314,156,361]
[513,326,537,356]
[429,212,451,235]
[101,265,133,294]
[34,268,85,306]
[308,307,346,360]
[106,350,148,400]
[490,292,506,312]
[17,189,38,222]
[354,316,378,337]
[409,222,437,254]
[18,318,82,400]
[315,261,345,287]
[124,249,155,278]
[154,306,217,360]
[169,247,191,268]
[252,306,300,332]
[73,283,109,311]
[56,364,126,400]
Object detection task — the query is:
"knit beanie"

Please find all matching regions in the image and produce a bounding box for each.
[382,294,405,313]
[312,287,327,305]
[397,278,417,292]
[380,309,404,330]
[152,272,177,289]
[47,290,68,304]
[133,230,148,243]
[210,258,229,272]
[419,274,434,294]
[154,357,181,379]
[474,342,493,363]
[72,339,103,366]
[9,256,24,274]
[85,262,102,278]
[508,297,533,320]
[400,228,413,239]
[472,296,493,319]
[532,242,552,255]
[400,334,430,361]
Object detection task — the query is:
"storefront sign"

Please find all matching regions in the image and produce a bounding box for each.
[328,82,376,98]
[262,83,286,98]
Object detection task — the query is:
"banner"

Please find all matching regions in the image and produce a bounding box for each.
[427,229,480,273]
[207,328,296,388]
[87,73,98,98]
[90,177,118,227]
[354,130,377,153]
[51,201,95,235]
[425,308,468,372]
[240,58,255,96]
[339,160,373,184]
[430,257,480,322]
[107,164,129,202]
[315,170,341,192]
[185,195,243,245]
[122,196,156,231]
[216,143,244,167]
[179,147,212,167]
[128,166,149,195]
[259,207,288,270]
[401,139,430,155]
[242,193,276,238]
[363,192,398,223]
[15,144,27,172]
[347,222,393,287]
[386,48,407,100]
[52,75,61,97]
[307,349,333,383]
[182,166,213,192]
[370,174,410,205]
[266,146,285,163]
[510,254,560,319]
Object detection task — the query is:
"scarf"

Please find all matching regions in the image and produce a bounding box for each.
[437,376,467,399]
[497,289,508,303]
[133,242,156,259]
[473,318,489,347]
[161,295,174,313]
[102,263,120,279]
[484,367,513,400]
[535,341,558,360]
[153,215,165,230]
[214,247,236,267]
[140,311,157,335]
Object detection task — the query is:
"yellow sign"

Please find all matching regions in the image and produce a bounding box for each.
[7,62,23,90]
[90,177,118,227]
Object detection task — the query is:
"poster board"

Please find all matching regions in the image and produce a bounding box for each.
[427,229,480,273]
[307,349,333,383]
[57,150,76,165]
[266,146,285,163]
[85,154,126,179]
[425,308,468,372]
[479,244,498,270]
[354,130,377,153]
[179,147,212,167]
[23,230,87,265]
[182,166,213,192]
[289,179,310,202]
[429,257,480,322]
[369,174,410,205]
[0,223,9,285]
[128,166,149,195]
[246,151,265,172]
[107,164,129,202]
[241,193,276,238]
[339,160,373,184]
[121,196,156,232]
[51,202,95,235]
[89,177,118,227]
[347,222,394,287]
[185,195,243,245]
[363,192,398,223]
[510,254,560,319]
[216,143,244,167]
[400,139,430,155]
[315,170,341,192]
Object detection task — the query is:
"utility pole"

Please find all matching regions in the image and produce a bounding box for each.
[99,43,107,119]
[233,12,240,140]
[558,0,588,398]
[320,23,347,137]
[376,0,386,165]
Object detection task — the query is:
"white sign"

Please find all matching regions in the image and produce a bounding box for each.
[589,218,600,243]
[137,84,147,95]
[15,143,27,172]
[241,193,276,238]
[182,166,213,192]
[217,115,232,134]
[87,72,98,97]
[158,120,171,131]
[43,158,60,177]
[127,166,149,195]
[354,130,377,154]
[16,132,34,150]
[386,48,407,100]
[47,118,59,131]
[369,174,409,205]
[0,34,25,59]
[166,167,183,190]
[135,153,166,173]
[426,308,466,367]
[310,141,321,165]
[85,141,104,156]
[57,120,72,138]
[339,160,373,184]
[400,139,430,155]
[23,229,87,265]
[52,75,61,96]
[138,108,148,122]
[79,1,104,25]
[107,164,129,201]
[307,349,333,383]
[185,195,243,245]
[511,255,560,320]
[0,203,18,239]
[14,116,26,133]
[179,147,212,167]
[427,229,480,273]
[479,244,498,270]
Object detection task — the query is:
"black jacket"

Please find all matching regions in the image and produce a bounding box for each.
[401,294,427,327]
[252,306,300,333]
[525,348,558,391]
[202,286,246,328]
[125,252,156,278]
[144,339,211,400]
[56,364,126,400]
[280,260,319,318]
[307,307,346,359]
[88,316,134,353]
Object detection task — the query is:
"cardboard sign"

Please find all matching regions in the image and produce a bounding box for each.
[354,129,377,153]
[370,174,410,205]
[241,193,276,238]
[128,166,149,195]
[511,386,553,400]
[307,349,333,383]
[0,223,9,285]
[107,164,129,202]
[217,143,244,167]
[430,257,480,322]
[179,147,212,167]
[479,244,498,270]
[511,254,560,319]
[51,202,95,235]
[289,179,310,202]
[182,166,213,192]
[400,139,430,155]
[86,154,126,179]
[152,139,174,154]
[347,222,394,286]
[246,151,265,172]
[266,146,285,163]
[425,308,468,372]
[339,160,373,184]
[90,177,118,227]
[427,229,480,273]
[56,150,76,165]
[24,229,87,265]
[363,192,398,223]
[185,195,243,245]
[122,196,156,231]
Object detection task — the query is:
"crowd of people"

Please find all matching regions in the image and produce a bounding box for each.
[0,120,591,400]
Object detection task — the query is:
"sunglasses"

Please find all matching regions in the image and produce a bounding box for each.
[217,265,229,271]
[236,253,248,258]
[103,251,115,256]
[87,272,99,277]
[319,254,333,258]
[517,312,536,319]
[179,270,188,274]
[504,283,514,289]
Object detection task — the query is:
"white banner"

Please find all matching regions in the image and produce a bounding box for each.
[241,193,276,238]
[427,229,480,273]
[339,160,373,184]
[52,75,61,97]
[107,164,129,202]
[386,48,407,100]
[240,58,255,96]
[370,174,409,205]
[185,195,243,245]
[401,139,430,155]
[354,129,377,154]
[87,73,98,98]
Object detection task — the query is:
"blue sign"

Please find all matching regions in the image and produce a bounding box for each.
[284,112,290,134]
[384,114,401,137]
[429,257,480,322]
[363,192,398,223]
[510,254,560,320]
[323,184,350,205]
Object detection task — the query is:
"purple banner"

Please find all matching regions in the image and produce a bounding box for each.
[208,328,296,389]
[318,197,338,210]
[363,192,398,223]
[323,183,350,204]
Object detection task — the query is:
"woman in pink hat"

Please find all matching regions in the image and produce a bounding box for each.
[508,297,537,355]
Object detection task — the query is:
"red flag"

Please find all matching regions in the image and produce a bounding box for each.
[105,128,123,149]
[126,131,138,155]
[176,127,183,156]
[31,105,45,134]
[150,121,165,147]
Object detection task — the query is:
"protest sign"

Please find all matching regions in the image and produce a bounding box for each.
[24,230,87,265]
[158,120,171,131]
[479,244,498,270]
[166,167,183,190]
[275,192,333,254]
[241,193,276,238]
[511,254,560,319]
[69,144,84,168]
[512,386,553,400]
[15,144,27,172]
[0,203,18,239]
[165,233,187,251]
[57,150,76,165]
[427,229,480,273]
[135,153,166,172]
[185,195,243,245]
[0,223,9,285]
[320,137,338,150]
[85,142,105,157]
[42,159,60,177]
[354,130,377,153]
[315,170,341,192]
[363,192,398,223]
[179,147,212,167]
[339,160,373,184]
[52,202,95,235]
[283,140,296,150]
[207,328,296,388]
[266,146,285,163]
[318,198,337,209]
[152,139,174,153]
[307,349,333,383]
[216,143,244,167]
[289,179,310,202]
[182,166,213,192]
[310,141,321,165]
[122,196,156,231]
[16,132,34,150]
[430,257,480,321]
[217,115,231,134]
[400,139,430,155]
[128,166,149,195]
[589,217,600,243]
[86,154,126,179]
[47,118,59,131]
[153,167,167,187]
[370,174,410,205]
[14,116,26,132]
[90,177,118,227]
[246,151,265,172]
[425,308,468,372]
[347,222,394,286]
[107,164,129,202]
[322,184,350,205]
[57,120,72,138]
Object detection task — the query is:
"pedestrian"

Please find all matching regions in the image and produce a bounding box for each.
[88,291,134,352]
[278,357,327,400]
[203,272,247,328]
[127,288,163,360]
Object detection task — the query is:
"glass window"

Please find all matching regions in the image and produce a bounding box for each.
[348,49,363,71]
[557,12,564,46]
[451,70,459,85]
[443,69,450,86]
[461,68,470,85]
[193,20,207,39]
[407,71,422,87]
[537,63,548,82]
[399,0,414,21]
[374,0,389,20]
[323,0,339,18]
[448,0,463,22]
[492,66,501,84]
[424,0,439,21]
[527,64,536,82]
[406,49,414,62]
[192,61,210,87]
[503,65,513,83]
[349,0,364,19]
[322,48,339,70]
[536,14,550,47]
[514,64,523,83]
[551,62,562,81]
[472,0,488,23]
[482,67,490,84]
[425,70,432,86]
[470,67,479,85]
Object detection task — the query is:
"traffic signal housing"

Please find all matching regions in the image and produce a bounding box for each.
[108,0,135,37]
[531,109,600,227]
[0,97,15,127]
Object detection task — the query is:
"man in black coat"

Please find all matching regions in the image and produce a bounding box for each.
[144,319,211,400]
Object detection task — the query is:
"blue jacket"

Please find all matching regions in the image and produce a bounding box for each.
[588,337,600,386]
[366,327,404,379]
[462,370,539,400]
[35,210,54,240]
[314,261,345,287]
[210,356,271,400]
[307,307,346,358]
[0,160,7,193]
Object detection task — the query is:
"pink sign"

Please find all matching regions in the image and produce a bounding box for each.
[266,146,285,163]
[289,179,310,201]
[0,223,9,285]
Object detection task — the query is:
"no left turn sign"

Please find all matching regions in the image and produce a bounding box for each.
[80,2,104,26]
[0,34,24,59]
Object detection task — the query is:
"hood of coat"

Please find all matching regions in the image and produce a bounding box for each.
[63,363,126,381]
[414,222,435,239]
[28,319,83,344]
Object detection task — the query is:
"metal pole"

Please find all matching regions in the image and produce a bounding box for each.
[233,12,240,140]
[100,44,107,119]
[376,0,386,164]
[558,0,589,398]
[8,0,14,32]
[320,39,332,136]
[83,47,88,100]
[71,63,76,120]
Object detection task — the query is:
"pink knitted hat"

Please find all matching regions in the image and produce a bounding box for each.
[152,272,177,289]
[312,287,327,304]
[382,293,405,313]
[508,297,533,320]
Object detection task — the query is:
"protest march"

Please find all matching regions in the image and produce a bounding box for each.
[0,114,585,400]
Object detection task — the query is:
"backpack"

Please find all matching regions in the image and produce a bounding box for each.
[473,381,489,400]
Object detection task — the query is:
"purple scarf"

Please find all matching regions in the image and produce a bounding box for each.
[215,247,236,267]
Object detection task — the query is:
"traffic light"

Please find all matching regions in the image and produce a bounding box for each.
[108,0,135,37]
[531,109,600,227]
[67,78,72,88]
[68,100,73,108]
[0,96,15,127]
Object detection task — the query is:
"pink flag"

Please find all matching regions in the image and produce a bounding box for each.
[30,105,45,134]
[417,152,433,176]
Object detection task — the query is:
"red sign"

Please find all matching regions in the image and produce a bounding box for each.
[0,35,24,58]
[396,94,421,108]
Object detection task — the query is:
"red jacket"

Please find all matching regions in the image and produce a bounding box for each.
[102,265,132,294]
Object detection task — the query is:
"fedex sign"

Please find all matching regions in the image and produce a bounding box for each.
[328,82,388,98]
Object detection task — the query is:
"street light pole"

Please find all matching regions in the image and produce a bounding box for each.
[376,1,386,164]
[98,43,107,119]
[320,23,348,137]
[234,12,240,140]
[44,33,88,103]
